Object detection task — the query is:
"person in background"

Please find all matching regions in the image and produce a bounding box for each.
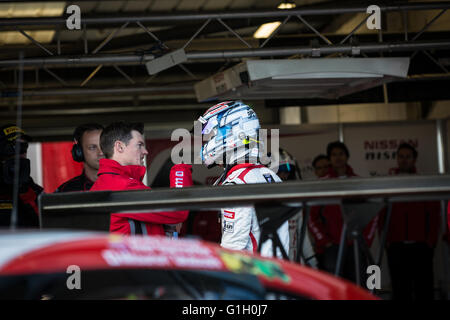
[312,154,330,178]
[90,122,191,236]
[55,123,104,192]
[0,124,43,228]
[308,141,378,283]
[275,148,302,181]
[380,143,441,300]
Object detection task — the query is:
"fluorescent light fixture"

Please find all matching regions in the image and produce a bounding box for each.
[0,2,65,45]
[278,2,296,9]
[253,21,282,39]
[0,2,65,18]
[0,30,56,45]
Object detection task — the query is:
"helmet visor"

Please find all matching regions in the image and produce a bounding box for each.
[201,117,217,135]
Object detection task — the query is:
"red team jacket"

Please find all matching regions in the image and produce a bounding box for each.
[379,167,442,247]
[90,159,191,235]
[308,165,379,254]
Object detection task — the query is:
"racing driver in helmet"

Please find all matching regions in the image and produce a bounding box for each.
[197,101,289,259]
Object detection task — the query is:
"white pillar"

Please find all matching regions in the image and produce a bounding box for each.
[28,142,43,186]
[279,106,301,125]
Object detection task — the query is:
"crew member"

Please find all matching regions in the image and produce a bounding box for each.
[308,141,378,283]
[381,143,441,300]
[0,124,43,228]
[55,123,104,192]
[90,122,191,235]
[312,154,330,178]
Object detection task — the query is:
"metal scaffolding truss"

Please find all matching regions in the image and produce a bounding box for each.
[0,2,449,85]
[0,1,450,102]
[1,2,450,27]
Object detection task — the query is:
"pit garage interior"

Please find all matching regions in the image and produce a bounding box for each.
[1,0,450,300]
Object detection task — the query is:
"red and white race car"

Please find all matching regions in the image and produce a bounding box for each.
[0,230,377,300]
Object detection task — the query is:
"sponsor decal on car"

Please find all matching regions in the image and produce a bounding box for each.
[219,251,290,283]
[101,237,224,270]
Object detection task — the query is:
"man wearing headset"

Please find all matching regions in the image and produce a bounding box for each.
[55,123,104,192]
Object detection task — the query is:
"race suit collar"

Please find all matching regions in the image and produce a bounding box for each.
[226,163,264,178]
[97,158,146,182]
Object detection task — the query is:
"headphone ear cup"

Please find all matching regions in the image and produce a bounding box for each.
[71,143,84,162]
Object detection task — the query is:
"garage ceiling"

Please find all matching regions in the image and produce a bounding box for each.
[0,0,449,139]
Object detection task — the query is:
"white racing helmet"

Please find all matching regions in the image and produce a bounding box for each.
[198,101,262,167]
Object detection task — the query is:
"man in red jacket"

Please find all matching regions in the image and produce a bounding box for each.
[380,143,441,300]
[308,141,378,284]
[91,122,191,236]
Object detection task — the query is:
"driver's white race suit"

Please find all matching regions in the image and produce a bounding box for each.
[219,163,289,259]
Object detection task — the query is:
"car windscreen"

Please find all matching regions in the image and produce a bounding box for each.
[0,269,270,300]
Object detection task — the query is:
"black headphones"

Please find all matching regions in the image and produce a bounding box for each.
[71,140,84,162]
[70,124,104,163]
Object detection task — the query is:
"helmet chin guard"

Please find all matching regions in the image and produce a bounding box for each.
[198,101,262,167]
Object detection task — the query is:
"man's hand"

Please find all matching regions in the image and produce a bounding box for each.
[170,164,193,188]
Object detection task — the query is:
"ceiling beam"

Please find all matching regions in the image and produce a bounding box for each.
[1,2,449,27]
[1,39,449,68]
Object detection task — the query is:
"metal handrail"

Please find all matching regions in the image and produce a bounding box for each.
[39,174,450,215]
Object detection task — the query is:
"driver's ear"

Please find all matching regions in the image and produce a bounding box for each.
[114,141,124,153]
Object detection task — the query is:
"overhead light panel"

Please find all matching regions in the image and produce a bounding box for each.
[253,21,281,39]
[194,58,410,102]
[277,2,296,10]
[0,2,65,18]
[0,2,65,45]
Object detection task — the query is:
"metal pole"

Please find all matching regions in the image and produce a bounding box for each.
[335,223,348,277]
[353,236,361,286]
[17,85,193,97]
[217,18,252,48]
[296,15,333,45]
[15,27,54,56]
[412,9,448,41]
[296,203,309,264]
[39,175,450,213]
[187,41,450,60]
[260,15,291,48]
[339,123,344,143]
[1,3,450,26]
[1,40,449,68]
[10,51,24,230]
[91,22,129,54]
[436,119,448,174]
[376,201,392,266]
[440,200,450,300]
